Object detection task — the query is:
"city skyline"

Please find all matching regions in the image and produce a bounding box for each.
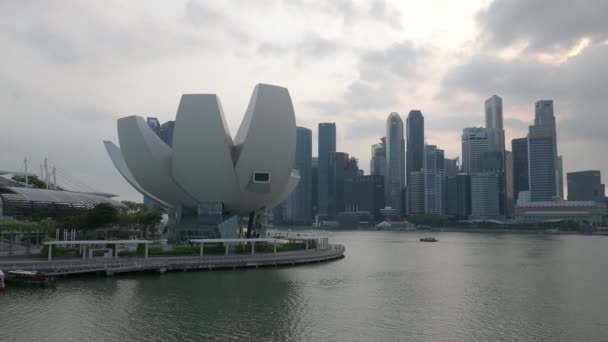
[1,1,607,202]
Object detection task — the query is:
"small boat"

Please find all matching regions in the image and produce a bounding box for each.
[0,270,5,291]
[420,237,438,242]
[5,270,56,286]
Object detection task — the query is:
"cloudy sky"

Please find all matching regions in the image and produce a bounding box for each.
[1,0,607,200]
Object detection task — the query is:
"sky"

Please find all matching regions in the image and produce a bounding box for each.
[1,0,607,201]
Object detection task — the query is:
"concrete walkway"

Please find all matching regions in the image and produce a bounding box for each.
[0,245,345,276]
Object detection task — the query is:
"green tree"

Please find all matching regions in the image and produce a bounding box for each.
[85,203,119,229]
[11,175,49,189]
[118,201,162,239]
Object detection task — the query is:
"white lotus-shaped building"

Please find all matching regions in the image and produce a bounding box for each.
[104,84,300,239]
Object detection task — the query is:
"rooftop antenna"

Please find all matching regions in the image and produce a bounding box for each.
[52,167,57,190]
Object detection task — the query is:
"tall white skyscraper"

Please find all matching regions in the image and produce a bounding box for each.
[462,128,491,175]
[386,113,405,214]
[424,145,445,214]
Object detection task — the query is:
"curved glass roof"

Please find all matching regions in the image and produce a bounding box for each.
[0,186,125,207]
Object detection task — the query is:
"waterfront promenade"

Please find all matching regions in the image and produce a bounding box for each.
[0,244,345,277]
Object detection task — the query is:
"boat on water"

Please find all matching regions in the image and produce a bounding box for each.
[5,270,56,286]
[0,270,5,291]
[420,237,438,242]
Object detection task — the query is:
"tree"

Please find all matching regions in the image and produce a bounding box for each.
[11,175,49,189]
[85,203,119,229]
[118,201,162,239]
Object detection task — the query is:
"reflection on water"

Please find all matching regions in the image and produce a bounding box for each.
[2,232,608,341]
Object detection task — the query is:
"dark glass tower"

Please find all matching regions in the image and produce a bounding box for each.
[528,125,556,201]
[317,123,336,218]
[512,138,529,201]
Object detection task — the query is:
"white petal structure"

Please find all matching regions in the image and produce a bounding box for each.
[104,83,299,223]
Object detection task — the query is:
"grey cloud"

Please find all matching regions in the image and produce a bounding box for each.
[258,34,341,61]
[309,40,428,114]
[477,0,608,52]
[283,0,403,29]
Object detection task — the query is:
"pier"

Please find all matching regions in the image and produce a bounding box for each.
[0,244,345,277]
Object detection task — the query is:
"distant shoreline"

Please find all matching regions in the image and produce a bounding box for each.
[273,226,608,236]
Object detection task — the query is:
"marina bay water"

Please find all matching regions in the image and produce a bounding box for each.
[2,231,608,341]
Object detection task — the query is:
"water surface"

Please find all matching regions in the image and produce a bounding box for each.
[2,231,608,341]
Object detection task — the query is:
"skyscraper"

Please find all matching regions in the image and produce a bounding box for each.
[424,145,445,214]
[344,175,385,220]
[470,173,501,220]
[328,152,358,217]
[281,127,312,225]
[370,137,386,177]
[567,171,605,204]
[386,113,405,214]
[528,125,557,202]
[444,157,459,178]
[505,150,514,217]
[311,157,318,218]
[446,174,472,220]
[317,123,336,218]
[534,100,560,197]
[408,171,425,214]
[461,127,491,174]
[557,155,564,199]
[512,138,529,201]
[485,95,505,152]
[406,110,424,214]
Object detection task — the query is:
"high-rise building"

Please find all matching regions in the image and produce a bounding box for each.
[406,110,424,214]
[505,150,514,217]
[424,145,445,215]
[159,121,175,146]
[408,171,425,215]
[534,100,560,196]
[557,155,564,199]
[485,95,505,152]
[567,171,605,204]
[370,137,386,177]
[470,173,501,220]
[512,138,529,201]
[344,175,385,221]
[327,152,358,218]
[528,125,557,202]
[482,151,505,217]
[444,158,460,178]
[280,127,312,225]
[386,113,405,215]
[311,157,318,218]
[317,123,336,218]
[446,174,472,220]
[462,127,491,174]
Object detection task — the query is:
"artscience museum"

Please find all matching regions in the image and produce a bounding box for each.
[104,84,300,241]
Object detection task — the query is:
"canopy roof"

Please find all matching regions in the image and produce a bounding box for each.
[45,240,152,245]
[0,186,125,208]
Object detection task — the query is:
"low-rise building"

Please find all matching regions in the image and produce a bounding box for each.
[515,192,605,225]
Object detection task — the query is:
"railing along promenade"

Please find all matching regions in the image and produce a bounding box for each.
[0,244,345,276]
